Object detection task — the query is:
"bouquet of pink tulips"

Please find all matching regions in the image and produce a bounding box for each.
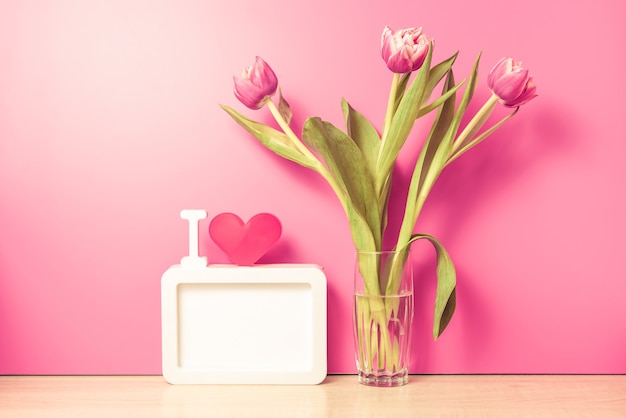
[221,25,536,340]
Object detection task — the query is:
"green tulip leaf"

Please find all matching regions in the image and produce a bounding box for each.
[420,70,459,180]
[408,233,457,340]
[302,117,381,247]
[220,104,318,171]
[341,99,380,177]
[278,88,292,126]
[444,52,482,145]
[417,81,463,118]
[422,52,459,105]
[348,204,381,295]
[396,69,458,249]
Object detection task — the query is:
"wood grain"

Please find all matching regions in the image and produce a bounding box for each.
[1,375,625,417]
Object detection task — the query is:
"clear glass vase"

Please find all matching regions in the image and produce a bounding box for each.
[353,249,414,387]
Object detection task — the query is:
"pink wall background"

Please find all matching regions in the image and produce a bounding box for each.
[1,0,625,375]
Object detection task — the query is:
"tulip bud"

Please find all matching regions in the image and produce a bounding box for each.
[488,57,537,108]
[233,56,278,110]
[380,25,431,73]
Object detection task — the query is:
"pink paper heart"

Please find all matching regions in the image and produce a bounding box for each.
[208,213,282,266]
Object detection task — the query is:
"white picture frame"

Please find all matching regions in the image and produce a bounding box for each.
[161,264,327,384]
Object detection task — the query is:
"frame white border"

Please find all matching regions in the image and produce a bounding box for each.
[161,264,327,384]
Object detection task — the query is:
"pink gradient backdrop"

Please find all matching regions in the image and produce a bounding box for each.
[1,0,625,374]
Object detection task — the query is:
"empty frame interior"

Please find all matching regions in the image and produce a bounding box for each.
[177,282,313,371]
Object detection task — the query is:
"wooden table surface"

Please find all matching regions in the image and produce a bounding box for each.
[1,374,625,417]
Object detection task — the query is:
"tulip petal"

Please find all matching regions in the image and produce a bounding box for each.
[381,25,431,73]
[492,70,529,101]
[233,77,263,110]
[233,57,278,109]
[488,57,537,107]
[508,80,538,107]
[487,57,512,87]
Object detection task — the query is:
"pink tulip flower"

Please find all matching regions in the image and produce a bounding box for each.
[488,57,537,108]
[380,25,431,73]
[233,56,278,110]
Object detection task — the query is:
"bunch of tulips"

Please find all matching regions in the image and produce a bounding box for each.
[221,25,536,339]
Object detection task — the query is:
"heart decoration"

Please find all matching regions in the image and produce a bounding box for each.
[208,213,282,266]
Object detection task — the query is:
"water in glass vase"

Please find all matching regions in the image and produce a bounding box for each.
[353,291,414,387]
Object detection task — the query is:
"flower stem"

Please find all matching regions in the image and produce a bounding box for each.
[266,99,317,161]
[449,94,499,157]
[375,73,402,200]
[381,73,402,144]
[446,94,519,166]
